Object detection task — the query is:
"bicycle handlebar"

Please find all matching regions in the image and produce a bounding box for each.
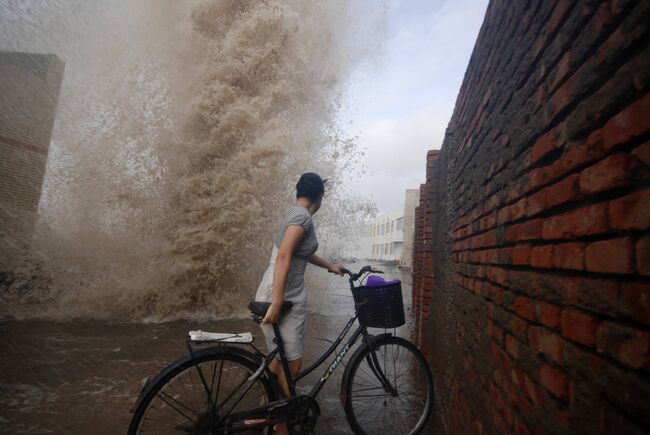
[328,265,383,282]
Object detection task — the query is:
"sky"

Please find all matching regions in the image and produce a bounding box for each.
[342,0,489,214]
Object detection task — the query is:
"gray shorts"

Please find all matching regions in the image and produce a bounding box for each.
[255,245,309,361]
[259,303,306,361]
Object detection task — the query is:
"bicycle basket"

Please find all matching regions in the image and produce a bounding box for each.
[352,279,405,328]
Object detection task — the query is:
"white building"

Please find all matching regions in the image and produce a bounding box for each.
[363,208,405,263]
[401,189,419,268]
[357,189,419,266]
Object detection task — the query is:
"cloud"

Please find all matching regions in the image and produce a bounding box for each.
[346,103,450,213]
[341,0,488,214]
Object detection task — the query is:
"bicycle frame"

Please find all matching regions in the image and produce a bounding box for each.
[270,311,364,397]
[209,311,393,432]
[207,269,395,431]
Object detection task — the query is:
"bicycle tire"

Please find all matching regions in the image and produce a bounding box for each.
[342,336,433,435]
[128,346,277,434]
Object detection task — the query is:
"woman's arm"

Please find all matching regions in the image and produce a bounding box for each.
[261,225,304,324]
[308,254,345,275]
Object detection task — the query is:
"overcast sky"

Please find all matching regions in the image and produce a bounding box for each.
[342,0,489,214]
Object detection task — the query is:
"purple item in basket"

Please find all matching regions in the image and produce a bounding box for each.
[366,275,400,287]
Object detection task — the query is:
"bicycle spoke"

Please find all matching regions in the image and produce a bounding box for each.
[346,338,432,435]
[213,354,225,406]
[158,391,198,424]
[132,355,272,435]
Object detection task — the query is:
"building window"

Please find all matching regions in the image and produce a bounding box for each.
[391,221,394,232]
[396,217,404,231]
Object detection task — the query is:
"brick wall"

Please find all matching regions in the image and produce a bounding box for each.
[412,1,649,433]
[0,52,64,267]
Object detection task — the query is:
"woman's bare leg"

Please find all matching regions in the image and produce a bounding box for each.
[269,357,302,434]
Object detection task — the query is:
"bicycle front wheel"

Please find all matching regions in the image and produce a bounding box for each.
[128,347,277,435]
[343,336,433,435]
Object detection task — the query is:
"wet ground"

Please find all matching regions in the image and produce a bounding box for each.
[0,263,431,434]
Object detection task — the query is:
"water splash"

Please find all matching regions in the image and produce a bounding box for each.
[0,0,381,320]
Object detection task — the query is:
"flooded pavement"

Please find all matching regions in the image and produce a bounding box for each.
[0,263,431,434]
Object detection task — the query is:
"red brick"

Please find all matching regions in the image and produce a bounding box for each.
[507,219,543,242]
[547,0,572,33]
[550,51,571,91]
[471,230,498,249]
[487,267,508,287]
[531,245,554,268]
[497,207,510,225]
[510,198,528,221]
[597,321,649,369]
[515,419,531,435]
[621,282,650,326]
[550,81,572,120]
[542,203,609,239]
[602,94,650,150]
[631,140,650,165]
[590,1,613,36]
[505,333,519,358]
[552,242,585,270]
[523,374,544,407]
[494,324,505,344]
[531,130,559,164]
[537,302,561,329]
[540,131,602,185]
[539,363,569,400]
[510,316,528,340]
[531,326,564,364]
[585,237,634,274]
[544,173,582,209]
[561,310,599,347]
[526,190,546,216]
[608,189,650,231]
[579,153,631,194]
[512,244,531,265]
[512,296,535,321]
[637,236,650,276]
[512,368,526,388]
[497,247,513,264]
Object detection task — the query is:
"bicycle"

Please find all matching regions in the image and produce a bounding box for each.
[128,265,434,434]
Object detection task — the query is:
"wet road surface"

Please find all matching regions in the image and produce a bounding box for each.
[1,263,433,434]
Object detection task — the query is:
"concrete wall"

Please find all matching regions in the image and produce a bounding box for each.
[0,52,64,266]
[412,1,649,433]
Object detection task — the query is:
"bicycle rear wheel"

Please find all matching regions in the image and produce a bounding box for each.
[342,336,433,435]
[128,347,277,434]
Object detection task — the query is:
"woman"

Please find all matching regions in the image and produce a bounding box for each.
[254,172,344,429]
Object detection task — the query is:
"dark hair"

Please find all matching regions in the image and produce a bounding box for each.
[296,172,327,202]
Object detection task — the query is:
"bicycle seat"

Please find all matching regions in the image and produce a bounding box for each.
[247,300,293,318]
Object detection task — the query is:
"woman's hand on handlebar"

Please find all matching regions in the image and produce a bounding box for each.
[327,263,346,276]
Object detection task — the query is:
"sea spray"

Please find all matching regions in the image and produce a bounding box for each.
[0,0,379,320]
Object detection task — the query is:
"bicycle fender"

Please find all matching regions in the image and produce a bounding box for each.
[339,332,392,408]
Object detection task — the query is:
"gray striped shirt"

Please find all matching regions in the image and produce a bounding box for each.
[274,205,319,258]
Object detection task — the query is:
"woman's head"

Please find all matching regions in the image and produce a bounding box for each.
[296,172,327,213]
